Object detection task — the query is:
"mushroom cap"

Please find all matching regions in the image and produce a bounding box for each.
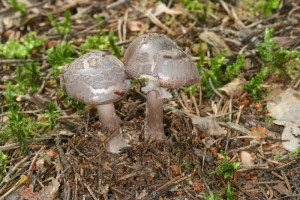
[123,33,200,89]
[60,51,130,105]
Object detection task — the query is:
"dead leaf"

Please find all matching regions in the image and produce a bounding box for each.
[199,31,233,56]
[170,165,180,175]
[266,88,300,151]
[19,186,40,200]
[219,78,247,97]
[272,183,291,195]
[267,88,300,123]
[136,189,148,199]
[148,2,182,16]
[281,125,300,151]
[250,125,272,140]
[273,37,300,49]
[191,179,203,192]
[240,151,254,167]
[192,116,225,136]
[127,21,145,32]
[39,178,60,200]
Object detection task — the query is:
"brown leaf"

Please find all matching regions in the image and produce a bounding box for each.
[170,165,180,175]
[192,116,225,136]
[272,183,291,195]
[250,125,271,140]
[39,178,60,200]
[192,179,203,192]
[199,31,233,56]
[148,2,183,16]
[219,78,247,97]
[240,151,254,167]
[127,21,145,32]
[19,187,40,200]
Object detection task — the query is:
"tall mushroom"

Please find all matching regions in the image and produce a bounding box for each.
[60,51,131,153]
[123,33,200,141]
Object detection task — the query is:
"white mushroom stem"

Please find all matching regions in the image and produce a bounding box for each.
[96,103,129,153]
[144,90,167,141]
[142,80,171,141]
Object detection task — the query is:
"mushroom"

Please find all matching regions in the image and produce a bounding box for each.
[60,51,131,153]
[123,33,200,141]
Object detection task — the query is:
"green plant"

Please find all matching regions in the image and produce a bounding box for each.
[47,41,75,75]
[244,66,268,101]
[2,104,32,149]
[246,28,300,100]
[204,191,221,200]
[108,30,121,58]
[8,0,26,13]
[199,49,245,96]
[225,54,245,82]
[291,146,300,155]
[254,0,280,16]
[16,64,40,94]
[257,28,277,63]
[0,150,7,182]
[80,30,121,58]
[0,32,45,59]
[93,14,105,24]
[180,161,195,170]
[181,0,212,19]
[58,89,85,112]
[258,28,300,67]
[1,84,51,149]
[46,101,59,129]
[216,151,240,179]
[226,182,234,200]
[48,10,71,35]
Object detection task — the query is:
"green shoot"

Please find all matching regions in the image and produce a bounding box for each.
[59,89,85,112]
[47,41,75,75]
[3,82,15,104]
[46,101,59,129]
[8,0,26,13]
[180,161,195,170]
[48,9,71,36]
[254,0,280,16]
[80,30,121,58]
[244,66,268,101]
[226,182,234,200]
[0,150,7,182]
[182,0,204,12]
[109,30,121,58]
[2,104,32,149]
[204,192,221,200]
[16,63,40,94]
[216,151,240,179]
[257,28,277,63]
[225,54,245,82]
[290,146,300,155]
[181,0,212,19]
[93,14,105,25]
[1,83,52,150]
[0,32,45,59]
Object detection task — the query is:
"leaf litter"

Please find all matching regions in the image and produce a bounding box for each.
[0,0,300,199]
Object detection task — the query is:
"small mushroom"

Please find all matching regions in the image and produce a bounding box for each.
[123,33,199,141]
[60,51,131,153]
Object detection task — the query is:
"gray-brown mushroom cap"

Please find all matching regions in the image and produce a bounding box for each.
[123,33,200,89]
[60,51,130,105]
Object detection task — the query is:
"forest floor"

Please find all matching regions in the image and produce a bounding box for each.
[0,0,300,199]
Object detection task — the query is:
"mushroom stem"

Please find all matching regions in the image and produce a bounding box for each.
[96,103,129,153]
[96,103,120,132]
[145,90,167,140]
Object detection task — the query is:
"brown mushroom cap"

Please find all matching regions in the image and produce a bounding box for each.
[60,51,130,105]
[123,33,200,89]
